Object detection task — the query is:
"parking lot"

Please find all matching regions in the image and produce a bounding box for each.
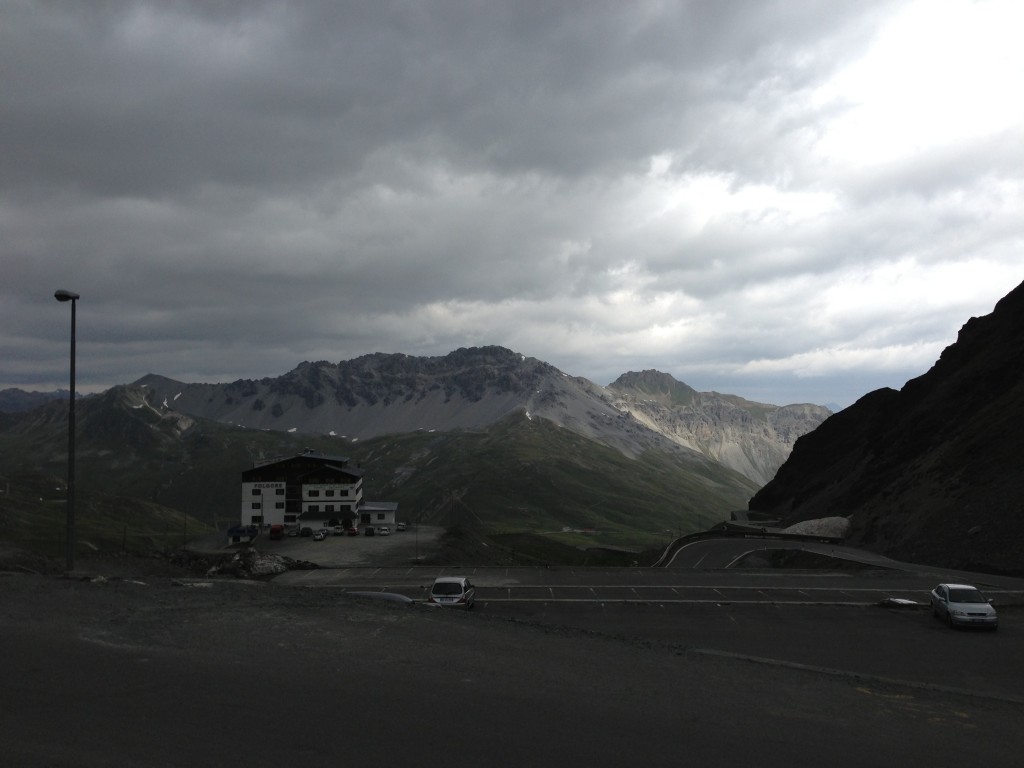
[231,523,446,567]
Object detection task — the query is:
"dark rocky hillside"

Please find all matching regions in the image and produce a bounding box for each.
[749,279,1024,574]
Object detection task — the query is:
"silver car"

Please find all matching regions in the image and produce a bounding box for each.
[930,583,998,630]
[427,576,476,609]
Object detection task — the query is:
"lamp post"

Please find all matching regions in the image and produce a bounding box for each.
[54,289,79,572]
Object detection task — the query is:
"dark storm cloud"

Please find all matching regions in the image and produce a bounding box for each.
[3,0,1022,408]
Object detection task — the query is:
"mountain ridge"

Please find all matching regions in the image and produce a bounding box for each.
[127,347,829,484]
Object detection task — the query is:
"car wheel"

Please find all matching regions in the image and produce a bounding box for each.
[946,612,955,628]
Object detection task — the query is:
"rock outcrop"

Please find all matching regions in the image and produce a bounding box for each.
[749,279,1024,574]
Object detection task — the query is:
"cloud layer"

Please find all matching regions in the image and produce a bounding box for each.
[4,0,1022,408]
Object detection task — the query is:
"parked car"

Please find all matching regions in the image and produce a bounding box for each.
[930,583,998,630]
[396,522,407,532]
[427,576,476,609]
[286,526,299,537]
[312,530,326,541]
[364,526,375,536]
[300,527,313,537]
[333,525,345,536]
[378,526,390,536]
[346,527,359,536]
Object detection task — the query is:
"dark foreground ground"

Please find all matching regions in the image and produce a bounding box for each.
[2,566,1023,768]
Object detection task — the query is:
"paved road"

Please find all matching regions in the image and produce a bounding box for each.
[661,535,1024,587]
[665,536,904,569]
[274,563,1024,603]
[274,565,1024,701]
[3,572,1024,768]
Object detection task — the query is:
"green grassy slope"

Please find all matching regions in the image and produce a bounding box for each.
[351,414,758,550]
[0,393,759,558]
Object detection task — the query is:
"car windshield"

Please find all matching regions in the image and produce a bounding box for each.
[432,582,463,596]
[949,589,986,603]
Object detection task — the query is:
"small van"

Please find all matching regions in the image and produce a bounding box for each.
[427,576,476,609]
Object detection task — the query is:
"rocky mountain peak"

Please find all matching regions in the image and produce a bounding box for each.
[12,348,829,487]
[608,370,698,406]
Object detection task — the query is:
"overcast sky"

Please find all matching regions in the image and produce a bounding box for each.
[3,0,1022,409]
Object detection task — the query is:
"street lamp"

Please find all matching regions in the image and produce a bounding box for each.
[54,289,79,572]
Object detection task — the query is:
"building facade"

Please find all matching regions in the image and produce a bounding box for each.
[240,450,365,529]
[360,501,398,530]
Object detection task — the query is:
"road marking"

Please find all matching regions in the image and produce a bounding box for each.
[480,598,877,605]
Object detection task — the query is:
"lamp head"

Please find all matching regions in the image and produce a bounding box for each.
[54,289,80,302]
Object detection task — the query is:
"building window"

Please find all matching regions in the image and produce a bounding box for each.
[251,488,261,495]
[325,490,335,497]
[250,515,263,525]
[326,505,335,512]
[275,488,285,495]
[284,515,296,523]
[376,513,385,520]
[309,505,320,513]
[275,502,284,509]
[251,502,262,510]
[308,490,320,497]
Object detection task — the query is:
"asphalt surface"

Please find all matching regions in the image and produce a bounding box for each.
[275,565,1024,701]
[3,571,1024,768]
[4,531,1024,767]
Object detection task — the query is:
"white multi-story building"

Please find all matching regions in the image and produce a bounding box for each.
[240,450,365,529]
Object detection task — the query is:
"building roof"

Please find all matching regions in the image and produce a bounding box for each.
[361,501,398,512]
[297,464,365,480]
[243,450,364,482]
[251,449,352,469]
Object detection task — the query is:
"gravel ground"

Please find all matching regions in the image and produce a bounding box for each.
[0,524,446,582]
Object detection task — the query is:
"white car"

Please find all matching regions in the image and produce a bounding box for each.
[929,583,998,630]
[427,576,476,609]
[378,526,390,536]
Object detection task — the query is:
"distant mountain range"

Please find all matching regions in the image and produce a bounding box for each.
[751,279,1024,575]
[130,347,830,485]
[0,351,830,556]
[0,388,71,413]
